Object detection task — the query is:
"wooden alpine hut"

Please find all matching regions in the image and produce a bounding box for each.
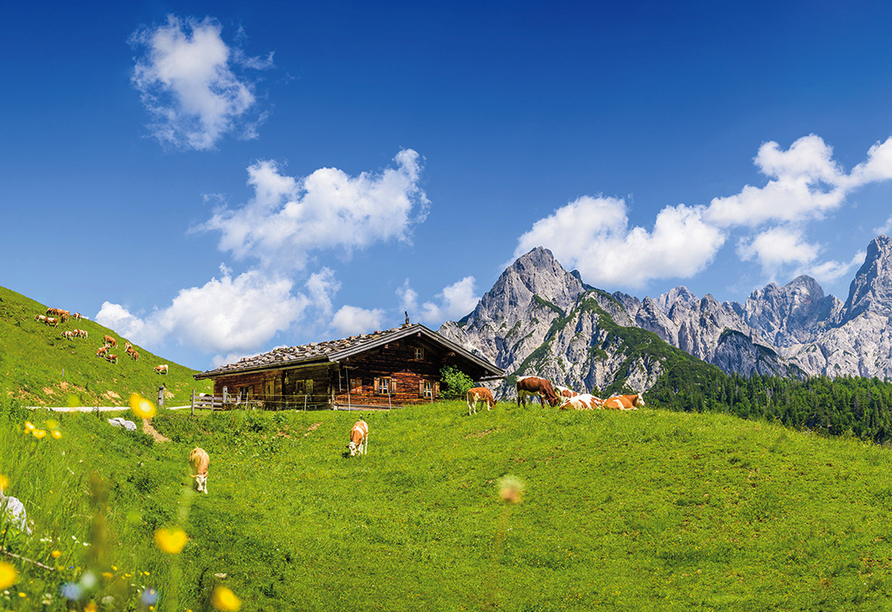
[193,323,504,409]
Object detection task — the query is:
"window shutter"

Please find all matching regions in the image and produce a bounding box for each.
[374,378,380,394]
[390,378,396,393]
[434,382,440,397]
[419,380,425,396]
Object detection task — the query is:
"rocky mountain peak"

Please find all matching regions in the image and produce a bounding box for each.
[654,286,699,313]
[841,235,892,323]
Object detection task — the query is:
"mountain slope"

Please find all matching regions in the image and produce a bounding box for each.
[0,286,210,405]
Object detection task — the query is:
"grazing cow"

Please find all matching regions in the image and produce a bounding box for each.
[130,351,139,361]
[44,317,59,328]
[154,364,168,375]
[554,385,579,400]
[35,314,47,323]
[72,312,82,321]
[125,342,133,352]
[347,419,369,457]
[61,330,74,340]
[467,387,497,415]
[602,394,645,410]
[96,346,108,357]
[74,329,88,339]
[46,307,60,316]
[105,354,118,364]
[559,393,604,410]
[189,448,210,494]
[0,491,31,535]
[103,335,117,348]
[516,376,560,407]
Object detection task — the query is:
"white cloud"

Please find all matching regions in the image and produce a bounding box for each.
[331,305,385,336]
[705,135,847,228]
[736,227,819,273]
[513,196,725,289]
[96,265,309,357]
[513,133,892,291]
[396,279,418,315]
[806,251,866,286]
[410,276,480,326]
[874,215,892,236]
[130,15,272,150]
[306,267,340,316]
[199,149,429,270]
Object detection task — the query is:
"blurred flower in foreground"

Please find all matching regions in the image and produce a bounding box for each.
[141,588,158,606]
[0,561,18,589]
[498,475,525,505]
[0,473,9,491]
[51,430,62,439]
[84,603,97,612]
[211,585,242,611]
[154,527,188,554]
[130,394,157,419]
[32,429,47,440]
[60,582,82,601]
[24,421,34,432]
[52,550,62,559]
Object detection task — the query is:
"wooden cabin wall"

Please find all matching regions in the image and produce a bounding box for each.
[332,337,443,407]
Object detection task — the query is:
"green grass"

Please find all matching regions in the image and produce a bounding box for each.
[5,400,892,611]
[0,286,211,406]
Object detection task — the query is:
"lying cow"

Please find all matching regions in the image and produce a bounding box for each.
[554,385,579,400]
[467,387,496,415]
[602,393,646,411]
[347,419,368,457]
[189,447,210,493]
[516,376,560,407]
[559,393,603,410]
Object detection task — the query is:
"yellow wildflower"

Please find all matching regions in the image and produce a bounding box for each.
[85,603,97,612]
[0,562,18,589]
[0,473,9,491]
[129,394,156,419]
[33,429,47,440]
[211,586,241,611]
[52,550,62,559]
[24,421,34,431]
[154,527,188,554]
[51,430,62,439]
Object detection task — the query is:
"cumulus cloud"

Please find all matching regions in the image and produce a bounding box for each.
[399,277,480,324]
[807,251,866,286]
[199,149,429,270]
[736,227,819,273]
[513,196,725,289]
[874,215,892,236]
[331,305,385,336]
[96,265,310,357]
[513,133,892,290]
[130,15,272,150]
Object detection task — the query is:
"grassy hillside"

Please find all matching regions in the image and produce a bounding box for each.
[0,286,211,407]
[4,399,892,610]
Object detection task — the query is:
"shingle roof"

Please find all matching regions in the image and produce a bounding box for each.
[193,323,504,379]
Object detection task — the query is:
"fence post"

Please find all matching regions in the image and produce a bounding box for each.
[191,389,195,416]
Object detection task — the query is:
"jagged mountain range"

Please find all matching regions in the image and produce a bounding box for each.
[439,235,892,397]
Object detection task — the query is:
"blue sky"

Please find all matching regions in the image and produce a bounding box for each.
[4,1,892,370]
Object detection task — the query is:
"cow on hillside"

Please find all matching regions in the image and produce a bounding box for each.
[516,376,560,407]
[602,394,646,410]
[559,393,604,410]
[189,448,210,493]
[154,364,168,375]
[347,419,369,457]
[467,387,497,415]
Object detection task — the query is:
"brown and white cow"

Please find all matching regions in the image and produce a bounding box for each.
[72,313,82,321]
[347,419,369,456]
[61,330,75,340]
[129,350,139,361]
[189,447,210,493]
[105,354,118,364]
[44,317,59,328]
[35,314,47,323]
[554,385,579,400]
[154,364,168,375]
[602,393,645,411]
[103,335,117,348]
[467,387,496,415]
[559,393,604,410]
[516,376,560,407]
[96,346,108,358]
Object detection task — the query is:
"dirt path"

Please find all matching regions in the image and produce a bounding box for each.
[142,418,170,442]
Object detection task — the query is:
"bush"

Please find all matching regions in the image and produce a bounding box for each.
[439,366,475,399]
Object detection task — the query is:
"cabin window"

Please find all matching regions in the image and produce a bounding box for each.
[375,377,392,394]
[306,379,314,396]
[423,380,433,398]
[414,347,424,360]
[294,380,305,394]
[238,385,253,399]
